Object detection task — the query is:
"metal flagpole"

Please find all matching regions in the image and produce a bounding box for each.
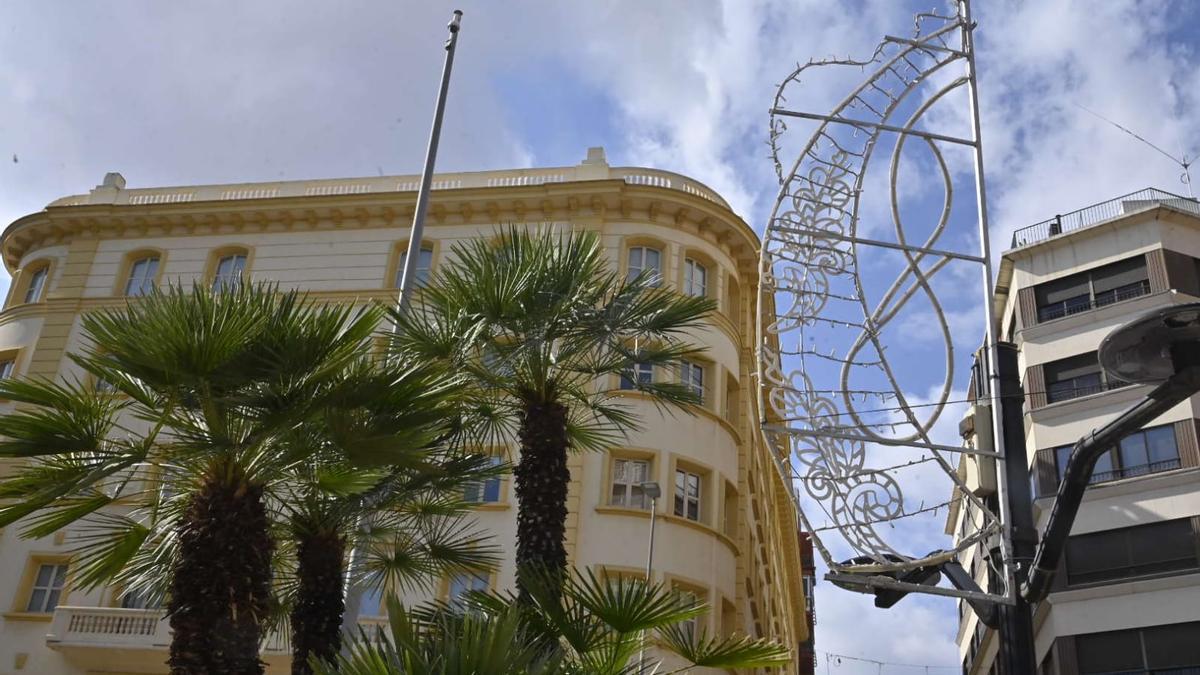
[397,9,463,311]
[340,9,464,644]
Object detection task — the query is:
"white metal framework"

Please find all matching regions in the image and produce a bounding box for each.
[756,0,1012,603]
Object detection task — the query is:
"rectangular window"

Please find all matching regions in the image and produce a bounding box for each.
[627,247,662,287]
[674,469,701,521]
[1043,351,1131,404]
[1052,424,1181,486]
[1065,518,1198,586]
[212,254,247,292]
[0,359,14,380]
[680,360,704,403]
[395,245,434,288]
[124,256,160,297]
[120,589,163,610]
[1076,621,1200,673]
[359,587,385,617]
[620,362,653,390]
[462,456,502,504]
[673,586,701,639]
[26,562,68,613]
[683,258,707,297]
[1034,255,1149,322]
[610,458,650,509]
[24,266,48,304]
[448,572,489,609]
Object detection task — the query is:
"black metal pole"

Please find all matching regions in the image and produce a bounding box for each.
[1023,348,1200,602]
[994,342,1037,673]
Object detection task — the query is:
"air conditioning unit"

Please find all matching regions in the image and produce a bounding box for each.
[958,404,997,497]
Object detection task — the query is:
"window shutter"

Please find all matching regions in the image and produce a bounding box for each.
[1017,286,1038,328]
[1035,272,1090,307]
[1035,449,1057,499]
[1049,542,1069,593]
[1025,365,1046,409]
[1054,635,1080,675]
[1176,420,1200,468]
[1162,249,1200,295]
[1089,256,1149,294]
[1146,249,1170,293]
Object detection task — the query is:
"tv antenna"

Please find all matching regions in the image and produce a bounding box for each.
[1075,102,1196,198]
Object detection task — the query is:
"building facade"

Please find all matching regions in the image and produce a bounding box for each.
[951,189,1200,674]
[0,148,808,674]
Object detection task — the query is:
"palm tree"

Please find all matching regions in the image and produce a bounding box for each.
[390,227,716,602]
[0,285,460,675]
[282,448,503,675]
[313,568,791,674]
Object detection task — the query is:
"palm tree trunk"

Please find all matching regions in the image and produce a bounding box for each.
[290,530,346,675]
[168,474,273,675]
[514,399,571,603]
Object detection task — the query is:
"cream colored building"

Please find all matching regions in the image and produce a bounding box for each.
[0,148,808,674]
[951,189,1200,674]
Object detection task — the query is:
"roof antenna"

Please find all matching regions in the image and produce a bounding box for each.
[1074,102,1196,199]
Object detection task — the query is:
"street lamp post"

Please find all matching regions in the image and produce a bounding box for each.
[638,481,662,671]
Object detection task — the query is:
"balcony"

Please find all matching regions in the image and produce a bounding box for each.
[47,606,387,673]
[1089,457,1182,484]
[1045,376,1135,405]
[1036,279,1152,322]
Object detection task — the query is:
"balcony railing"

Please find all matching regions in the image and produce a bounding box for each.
[48,606,389,654]
[1036,279,1152,322]
[1089,458,1182,484]
[1010,188,1200,249]
[1045,377,1134,405]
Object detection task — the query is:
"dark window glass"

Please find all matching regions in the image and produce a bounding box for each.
[1066,519,1198,586]
[1076,628,1145,673]
[1143,622,1200,669]
[1076,622,1200,673]
[1034,255,1150,322]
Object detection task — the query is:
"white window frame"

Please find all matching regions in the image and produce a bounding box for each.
[610,457,651,509]
[680,360,705,402]
[0,359,15,380]
[24,266,49,304]
[627,246,662,287]
[673,586,701,638]
[26,562,68,613]
[395,245,434,288]
[620,362,654,390]
[124,256,161,297]
[212,253,247,292]
[448,572,489,608]
[674,468,702,522]
[463,456,503,504]
[683,258,707,297]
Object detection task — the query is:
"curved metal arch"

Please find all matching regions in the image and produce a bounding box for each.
[756,3,1007,591]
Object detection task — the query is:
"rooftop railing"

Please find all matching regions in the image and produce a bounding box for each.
[50,166,731,211]
[1009,188,1200,249]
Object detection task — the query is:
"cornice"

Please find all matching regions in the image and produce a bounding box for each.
[2,180,761,277]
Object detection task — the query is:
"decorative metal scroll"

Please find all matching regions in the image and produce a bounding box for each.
[757,1,1008,601]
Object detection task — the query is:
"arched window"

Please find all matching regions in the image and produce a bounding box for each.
[211,251,248,292]
[23,264,49,304]
[683,258,707,297]
[124,255,161,297]
[394,244,434,289]
[627,246,662,286]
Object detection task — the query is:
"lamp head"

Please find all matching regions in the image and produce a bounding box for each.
[1099,302,1200,384]
[640,481,662,500]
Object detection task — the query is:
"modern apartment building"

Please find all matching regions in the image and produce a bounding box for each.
[951,189,1200,674]
[0,148,808,674]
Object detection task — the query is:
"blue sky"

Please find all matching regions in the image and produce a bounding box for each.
[2,1,1200,670]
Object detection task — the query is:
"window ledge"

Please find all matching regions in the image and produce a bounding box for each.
[1034,466,1200,512]
[3,612,52,623]
[1051,569,1200,604]
[592,507,739,555]
[466,502,511,512]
